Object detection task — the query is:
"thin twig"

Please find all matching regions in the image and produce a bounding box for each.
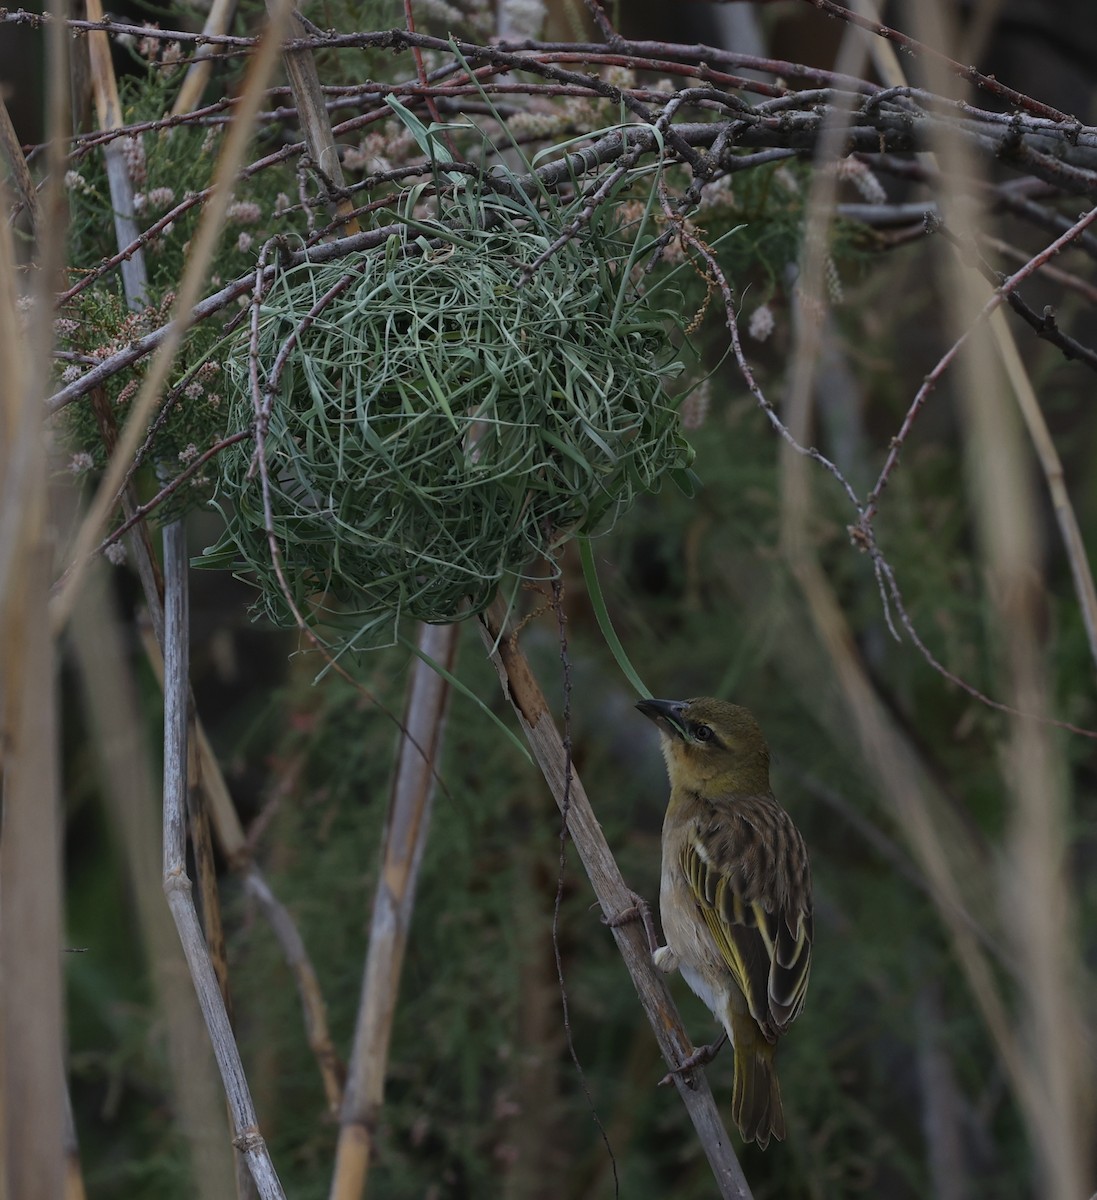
[796,0,1078,124]
[933,218,1097,372]
[861,204,1097,525]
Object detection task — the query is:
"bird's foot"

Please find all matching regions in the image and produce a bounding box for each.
[658,1032,729,1087]
[604,889,660,954]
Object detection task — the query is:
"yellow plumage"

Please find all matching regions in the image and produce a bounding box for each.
[638,697,813,1149]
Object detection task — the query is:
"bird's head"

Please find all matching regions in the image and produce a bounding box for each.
[636,696,771,794]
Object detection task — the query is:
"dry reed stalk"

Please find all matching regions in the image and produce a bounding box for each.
[914,984,968,1200]
[988,309,1097,673]
[786,0,1034,1062]
[171,0,239,119]
[477,595,754,1200]
[0,4,74,1194]
[83,0,344,1132]
[779,4,1091,1193]
[162,521,287,1199]
[329,621,458,1200]
[0,538,65,1200]
[85,0,148,307]
[776,0,1033,1157]
[853,0,1097,677]
[912,5,1091,1194]
[956,307,1089,1198]
[919,62,1088,1200]
[81,0,166,635]
[71,566,235,1199]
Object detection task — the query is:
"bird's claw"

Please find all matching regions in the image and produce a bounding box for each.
[658,1033,729,1087]
[603,889,661,954]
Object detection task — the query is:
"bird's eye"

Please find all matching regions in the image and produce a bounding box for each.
[694,724,714,742]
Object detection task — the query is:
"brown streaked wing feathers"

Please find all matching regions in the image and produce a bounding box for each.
[681,805,812,1038]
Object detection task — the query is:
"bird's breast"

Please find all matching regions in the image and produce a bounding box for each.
[660,842,733,1029]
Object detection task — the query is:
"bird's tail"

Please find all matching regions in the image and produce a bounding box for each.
[730,1014,785,1149]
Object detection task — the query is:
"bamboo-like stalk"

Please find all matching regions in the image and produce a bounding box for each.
[84,27,253,1192]
[82,0,165,636]
[79,0,345,1133]
[329,620,459,1200]
[477,596,753,1200]
[85,0,148,307]
[162,521,287,1200]
[171,0,239,119]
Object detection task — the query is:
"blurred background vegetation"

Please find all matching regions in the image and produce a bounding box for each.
[3,1,1096,1198]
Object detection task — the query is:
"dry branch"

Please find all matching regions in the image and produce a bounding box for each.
[138,624,346,1113]
[162,520,287,1199]
[477,596,754,1200]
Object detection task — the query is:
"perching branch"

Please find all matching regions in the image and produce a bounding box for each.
[477,596,754,1200]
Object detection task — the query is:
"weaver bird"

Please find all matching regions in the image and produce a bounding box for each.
[636,697,812,1149]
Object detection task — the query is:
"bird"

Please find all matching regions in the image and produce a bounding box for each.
[635,696,813,1149]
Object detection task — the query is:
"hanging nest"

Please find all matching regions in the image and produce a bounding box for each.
[203,197,693,649]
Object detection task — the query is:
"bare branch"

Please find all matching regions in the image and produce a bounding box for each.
[478,596,754,1200]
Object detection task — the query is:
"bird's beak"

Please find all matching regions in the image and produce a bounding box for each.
[636,697,689,739]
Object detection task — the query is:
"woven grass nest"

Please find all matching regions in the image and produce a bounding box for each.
[208,202,693,648]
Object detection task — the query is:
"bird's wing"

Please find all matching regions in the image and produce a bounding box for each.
[682,806,812,1037]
